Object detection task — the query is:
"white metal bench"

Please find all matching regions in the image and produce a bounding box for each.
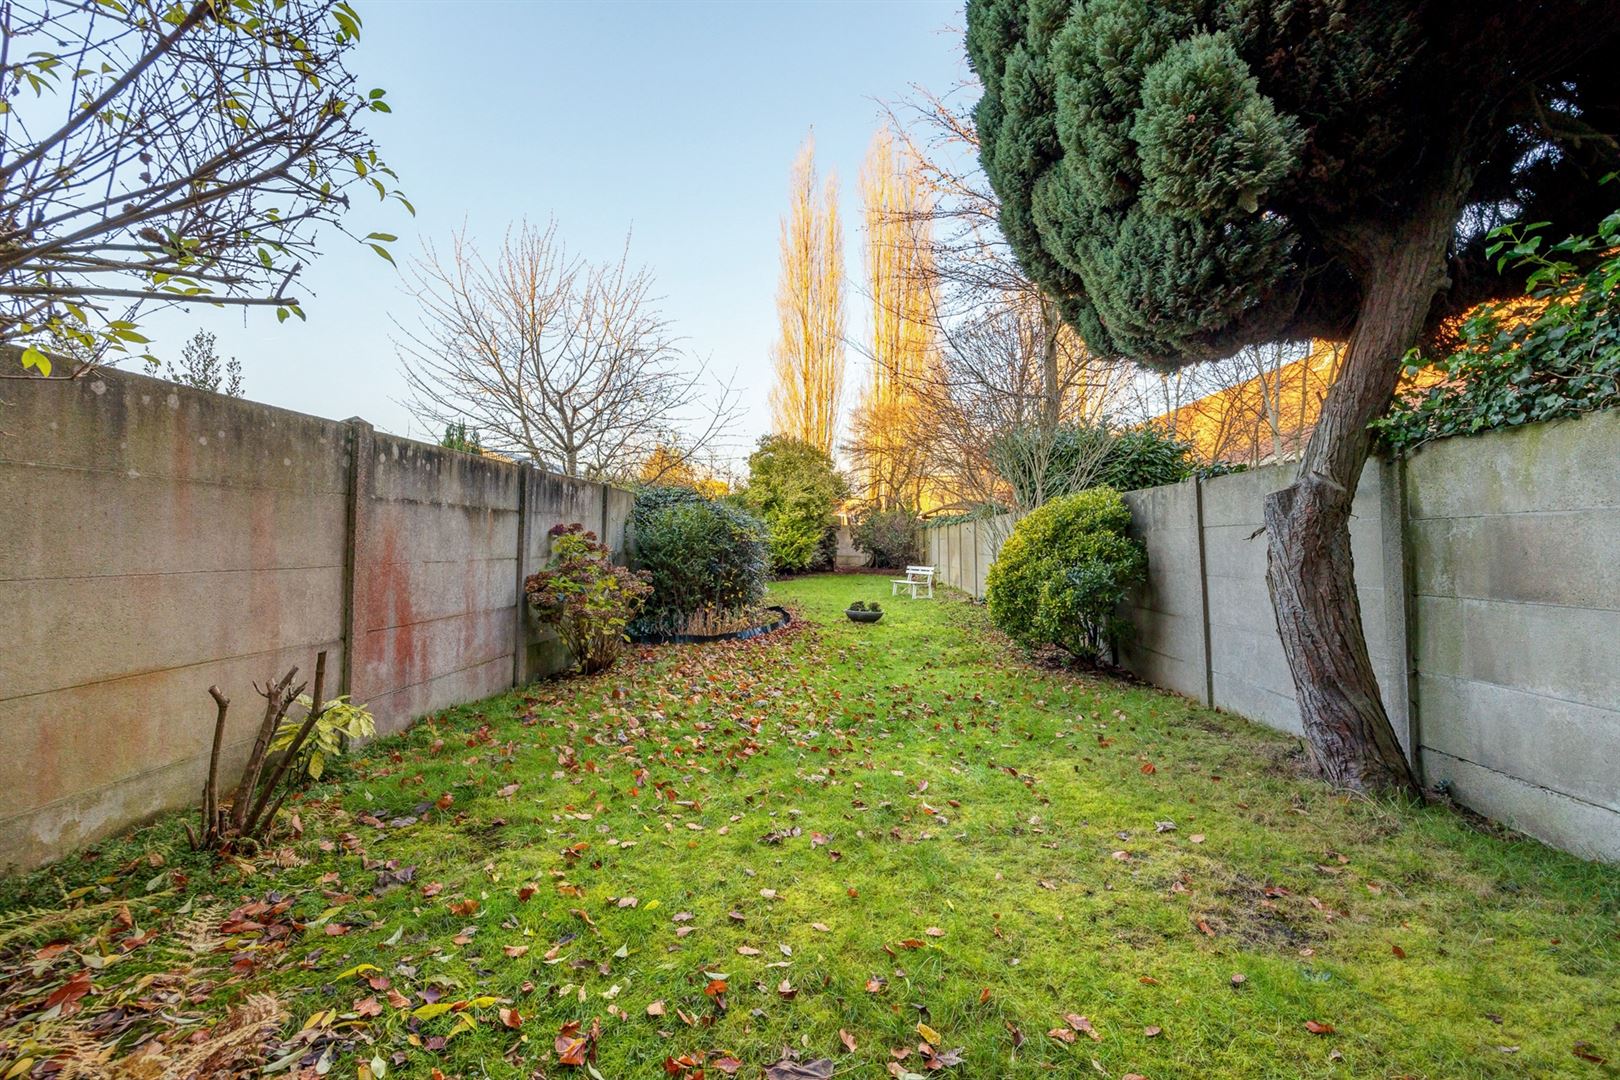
[891,564,936,599]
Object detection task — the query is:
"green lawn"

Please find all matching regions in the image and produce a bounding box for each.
[2,574,1617,1079]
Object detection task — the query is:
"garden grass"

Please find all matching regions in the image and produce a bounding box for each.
[1,573,1617,1078]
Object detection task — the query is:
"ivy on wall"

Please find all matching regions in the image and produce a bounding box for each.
[1375,204,1620,454]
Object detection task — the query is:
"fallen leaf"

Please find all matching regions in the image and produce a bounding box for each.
[499,1007,522,1029]
[1144,1026,1162,1037]
[1573,1042,1607,1064]
[1065,1015,1101,1041]
[43,972,93,1015]
[917,1022,941,1045]
[1305,1020,1336,1035]
[504,945,529,958]
[1047,1028,1077,1044]
[646,1000,665,1017]
[840,1028,858,1052]
[556,1035,587,1066]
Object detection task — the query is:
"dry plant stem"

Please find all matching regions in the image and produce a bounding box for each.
[228,668,302,836]
[199,686,230,848]
[242,651,327,837]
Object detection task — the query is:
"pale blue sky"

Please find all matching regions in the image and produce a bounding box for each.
[143,0,968,460]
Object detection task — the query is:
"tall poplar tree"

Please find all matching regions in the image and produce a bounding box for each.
[966,0,1620,791]
[770,134,847,455]
[853,129,936,509]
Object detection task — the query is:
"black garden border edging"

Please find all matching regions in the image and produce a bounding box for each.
[630,605,792,646]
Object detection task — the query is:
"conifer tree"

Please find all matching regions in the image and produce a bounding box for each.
[966,0,1619,791]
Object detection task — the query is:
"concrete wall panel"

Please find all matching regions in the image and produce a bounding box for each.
[1422,749,1620,863]
[1,372,350,871]
[604,486,635,557]
[1119,481,1206,701]
[1405,409,1620,519]
[1,371,630,872]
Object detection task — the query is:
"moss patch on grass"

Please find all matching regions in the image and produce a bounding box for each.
[2,575,1617,1078]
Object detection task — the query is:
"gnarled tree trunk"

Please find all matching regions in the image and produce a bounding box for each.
[1263,174,1468,794]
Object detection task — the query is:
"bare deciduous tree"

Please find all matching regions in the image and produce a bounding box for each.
[866,79,1135,527]
[916,298,1129,542]
[0,0,404,377]
[397,220,738,481]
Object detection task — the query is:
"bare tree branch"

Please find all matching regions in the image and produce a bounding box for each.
[396,220,740,482]
[0,0,404,374]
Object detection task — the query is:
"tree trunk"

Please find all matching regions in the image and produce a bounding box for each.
[1263,179,1465,794]
[1039,293,1060,430]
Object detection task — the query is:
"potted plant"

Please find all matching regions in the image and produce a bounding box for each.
[845,599,883,624]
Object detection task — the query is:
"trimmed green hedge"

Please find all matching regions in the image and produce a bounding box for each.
[986,488,1146,663]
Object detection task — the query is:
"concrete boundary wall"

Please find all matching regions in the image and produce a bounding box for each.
[1,371,629,871]
[922,412,1619,861]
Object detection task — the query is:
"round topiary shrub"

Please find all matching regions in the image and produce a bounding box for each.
[985,487,1147,663]
[629,489,768,638]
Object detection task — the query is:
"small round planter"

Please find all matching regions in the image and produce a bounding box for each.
[845,608,884,624]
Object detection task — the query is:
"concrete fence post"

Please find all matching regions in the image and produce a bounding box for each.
[1380,455,1422,777]
[1193,475,1215,708]
[968,520,977,598]
[340,418,375,702]
[512,467,534,688]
